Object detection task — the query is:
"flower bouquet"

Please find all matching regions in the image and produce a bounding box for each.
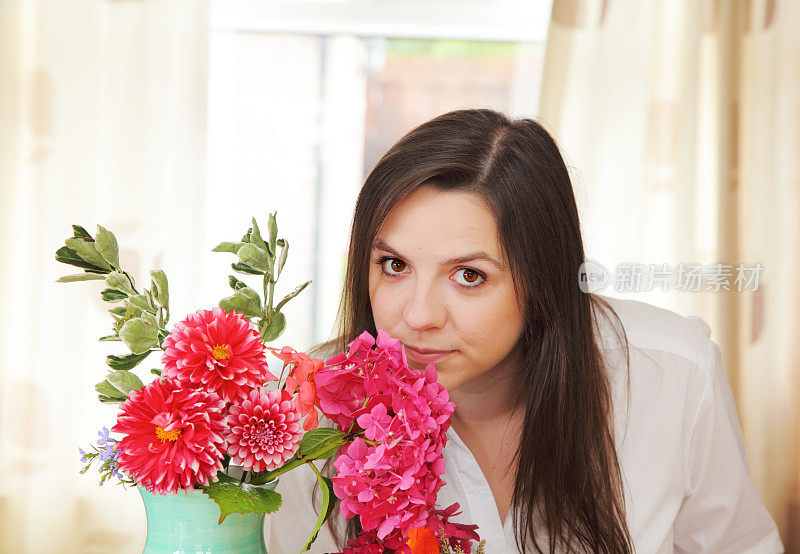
[57,215,485,554]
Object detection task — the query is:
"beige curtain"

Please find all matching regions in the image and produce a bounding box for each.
[0,0,210,552]
[538,0,799,549]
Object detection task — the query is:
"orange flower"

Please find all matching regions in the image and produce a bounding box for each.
[406,527,439,554]
[267,346,325,431]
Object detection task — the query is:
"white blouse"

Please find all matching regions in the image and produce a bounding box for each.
[266,296,784,553]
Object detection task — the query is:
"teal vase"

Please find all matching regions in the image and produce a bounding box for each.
[138,481,277,554]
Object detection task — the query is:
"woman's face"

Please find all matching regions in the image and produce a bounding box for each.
[368,185,525,392]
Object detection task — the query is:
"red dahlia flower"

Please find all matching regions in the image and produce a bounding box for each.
[112,378,227,495]
[162,306,277,403]
[224,387,303,472]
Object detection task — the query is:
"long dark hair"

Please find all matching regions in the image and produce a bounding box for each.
[315,108,633,553]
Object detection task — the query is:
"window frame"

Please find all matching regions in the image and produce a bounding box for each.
[210,0,552,42]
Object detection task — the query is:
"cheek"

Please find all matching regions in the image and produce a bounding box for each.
[455,284,523,361]
[368,270,399,328]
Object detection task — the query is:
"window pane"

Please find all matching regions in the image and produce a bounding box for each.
[206,33,545,346]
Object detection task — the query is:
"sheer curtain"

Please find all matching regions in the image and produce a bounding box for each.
[538,0,799,548]
[0,1,210,551]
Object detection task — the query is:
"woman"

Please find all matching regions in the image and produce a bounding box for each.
[268,109,783,553]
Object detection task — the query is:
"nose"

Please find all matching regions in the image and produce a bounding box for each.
[402,276,447,331]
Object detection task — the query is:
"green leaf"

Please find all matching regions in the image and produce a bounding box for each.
[239,286,261,304]
[122,303,143,318]
[275,239,289,278]
[140,311,158,327]
[119,318,159,354]
[98,394,124,404]
[298,427,347,458]
[55,246,110,273]
[99,334,121,342]
[56,273,107,283]
[95,380,126,401]
[105,271,135,294]
[127,294,154,312]
[106,370,144,395]
[201,481,282,524]
[237,243,270,272]
[95,225,120,269]
[149,270,169,309]
[274,280,311,312]
[231,262,265,276]
[71,225,92,238]
[241,231,252,244]
[107,351,152,371]
[249,218,271,258]
[108,307,127,316]
[101,288,128,302]
[249,456,305,485]
[65,237,113,271]
[228,275,248,291]
[300,465,335,552]
[260,312,286,342]
[219,290,262,318]
[267,213,278,256]
[212,242,244,254]
[150,368,162,376]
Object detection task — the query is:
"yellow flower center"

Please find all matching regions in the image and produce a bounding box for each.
[211,343,232,361]
[155,425,182,443]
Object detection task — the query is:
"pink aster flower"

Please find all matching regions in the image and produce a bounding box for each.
[162,306,277,403]
[112,378,227,495]
[224,387,303,472]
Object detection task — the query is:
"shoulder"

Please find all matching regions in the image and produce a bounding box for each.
[592,294,719,377]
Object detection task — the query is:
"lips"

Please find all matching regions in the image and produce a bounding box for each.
[404,345,456,365]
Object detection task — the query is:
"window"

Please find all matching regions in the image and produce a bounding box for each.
[205,0,552,347]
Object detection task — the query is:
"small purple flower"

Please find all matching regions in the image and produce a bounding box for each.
[97,426,115,446]
[78,426,129,485]
[99,443,117,463]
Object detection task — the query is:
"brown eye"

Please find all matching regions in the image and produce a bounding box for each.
[381,258,408,275]
[453,268,485,288]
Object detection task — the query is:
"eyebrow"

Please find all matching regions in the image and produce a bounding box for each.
[371,239,504,270]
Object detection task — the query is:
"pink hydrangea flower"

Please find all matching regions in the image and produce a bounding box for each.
[112,378,227,495]
[161,306,277,403]
[223,387,303,472]
[432,503,481,552]
[316,329,422,430]
[319,329,460,544]
[339,531,398,554]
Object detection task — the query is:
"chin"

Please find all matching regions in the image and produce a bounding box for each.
[430,367,454,389]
